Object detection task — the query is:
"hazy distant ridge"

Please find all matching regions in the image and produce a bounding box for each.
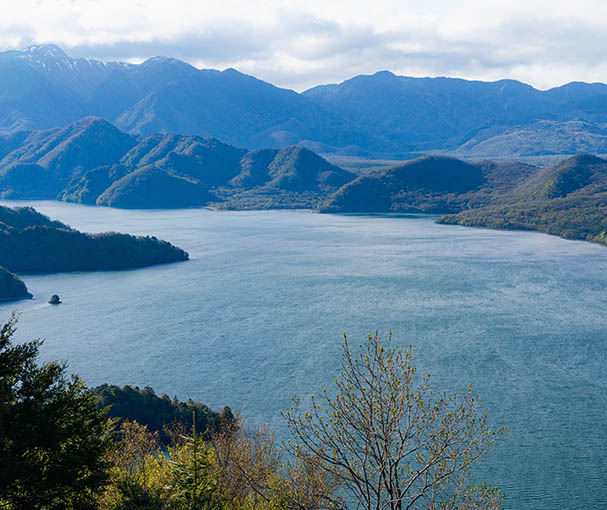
[2,44,607,157]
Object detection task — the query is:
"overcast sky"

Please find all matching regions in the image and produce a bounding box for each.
[2,0,607,91]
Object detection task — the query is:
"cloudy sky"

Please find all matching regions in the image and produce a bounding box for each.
[2,0,607,91]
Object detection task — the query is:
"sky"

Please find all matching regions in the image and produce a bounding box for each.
[2,0,607,91]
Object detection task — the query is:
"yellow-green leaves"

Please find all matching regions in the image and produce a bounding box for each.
[284,332,506,510]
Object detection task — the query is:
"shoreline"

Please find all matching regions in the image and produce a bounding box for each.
[2,198,605,249]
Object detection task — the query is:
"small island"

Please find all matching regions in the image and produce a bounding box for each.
[0,266,32,302]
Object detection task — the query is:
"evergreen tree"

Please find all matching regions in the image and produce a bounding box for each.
[0,315,114,509]
[169,411,224,510]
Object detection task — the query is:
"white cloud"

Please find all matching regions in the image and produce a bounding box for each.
[1,0,607,90]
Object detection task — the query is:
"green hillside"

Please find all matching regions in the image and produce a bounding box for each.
[0,266,31,301]
[322,153,607,245]
[321,155,534,213]
[438,154,607,244]
[0,118,355,209]
[0,205,189,273]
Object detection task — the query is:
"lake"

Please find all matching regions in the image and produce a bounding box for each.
[1,200,606,510]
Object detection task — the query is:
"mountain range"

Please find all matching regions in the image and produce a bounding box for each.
[2,44,607,157]
[0,117,355,209]
[1,43,606,246]
[1,110,605,246]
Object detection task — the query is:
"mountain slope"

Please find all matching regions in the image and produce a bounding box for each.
[304,72,549,151]
[0,118,355,209]
[506,154,607,200]
[303,72,607,155]
[2,44,607,156]
[97,167,214,208]
[214,146,356,209]
[321,155,534,213]
[112,67,374,150]
[0,45,373,153]
[437,154,607,244]
[323,153,607,245]
[454,120,607,157]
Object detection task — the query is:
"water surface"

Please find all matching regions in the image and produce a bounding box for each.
[1,200,606,510]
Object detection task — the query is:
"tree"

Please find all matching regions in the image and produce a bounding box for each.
[212,416,341,510]
[99,420,169,510]
[94,384,234,445]
[0,315,114,509]
[284,332,506,510]
[168,411,224,510]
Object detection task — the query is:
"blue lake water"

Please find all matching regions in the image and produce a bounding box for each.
[1,200,606,509]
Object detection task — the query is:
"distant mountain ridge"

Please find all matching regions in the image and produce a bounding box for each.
[303,72,607,155]
[1,44,607,157]
[0,44,373,152]
[0,117,355,209]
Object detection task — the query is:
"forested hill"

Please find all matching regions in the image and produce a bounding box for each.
[437,154,607,244]
[0,117,355,209]
[0,266,31,301]
[0,204,188,273]
[322,154,607,246]
[321,155,538,214]
[95,384,234,444]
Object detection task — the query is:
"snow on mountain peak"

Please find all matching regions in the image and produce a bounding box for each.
[22,44,69,59]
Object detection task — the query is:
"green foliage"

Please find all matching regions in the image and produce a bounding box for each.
[100,414,340,510]
[212,189,328,210]
[96,167,215,209]
[0,205,67,229]
[168,414,224,509]
[284,332,506,510]
[438,192,607,245]
[0,204,189,273]
[0,315,114,509]
[100,420,172,510]
[100,419,226,510]
[95,384,234,445]
[0,163,62,199]
[61,164,130,205]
